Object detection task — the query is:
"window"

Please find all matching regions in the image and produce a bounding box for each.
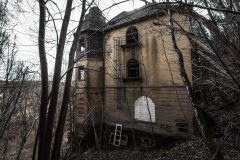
[126,26,138,44]
[127,59,139,78]
[134,96,155,122]
[81,45,85,52]
[79,39,86,51]
[78,66,85,80]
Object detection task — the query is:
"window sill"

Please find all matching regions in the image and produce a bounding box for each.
[120,42,141,48]
[123,77,142,82]
[134,119,157,124]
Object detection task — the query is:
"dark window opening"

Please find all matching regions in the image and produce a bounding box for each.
[79,39,86,51]
[127,59,139,78]
[78,66,85,80]
[126,27,138,44]
[81,45,85,52]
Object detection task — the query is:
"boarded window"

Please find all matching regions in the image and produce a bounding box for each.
[126,26,138,44]
[78,66,85,80]
[134,96,155,122]
[127,59,139,78]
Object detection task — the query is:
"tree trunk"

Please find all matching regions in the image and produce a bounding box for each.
[37,1,48,160]
[40,1,73,160]
[51,1,86,159]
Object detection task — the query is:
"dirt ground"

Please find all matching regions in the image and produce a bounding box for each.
[71,105,240,160]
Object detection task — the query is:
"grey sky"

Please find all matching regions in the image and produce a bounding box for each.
[11,0,145,79]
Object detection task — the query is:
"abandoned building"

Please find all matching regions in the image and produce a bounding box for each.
[74,4,193,146]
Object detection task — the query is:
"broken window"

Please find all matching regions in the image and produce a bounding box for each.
[126,26,138,44]
[78,66,85,80]
[134,96,155,122]
[127,59,139,78]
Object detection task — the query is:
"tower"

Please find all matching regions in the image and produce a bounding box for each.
[74,7,105,134]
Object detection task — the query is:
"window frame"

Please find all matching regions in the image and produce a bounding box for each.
[126,26,139,45]
[79,39,86,52]
[127,59,139,78]
[78,66,85,81]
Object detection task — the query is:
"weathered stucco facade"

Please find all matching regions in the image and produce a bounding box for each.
[75,4,193,139]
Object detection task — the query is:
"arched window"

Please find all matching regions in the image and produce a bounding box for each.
[134,96,155,122]
[127,59,139,78]
[126,27,138,44]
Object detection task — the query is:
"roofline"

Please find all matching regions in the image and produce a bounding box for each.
[103,3,192,32]
[104,13,162,32]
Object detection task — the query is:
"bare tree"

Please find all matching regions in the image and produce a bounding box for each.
[169,12,224,160]
[33,0,240,159]
[36,0,88,160]
[51,0,87,159]
[37,0,49,159]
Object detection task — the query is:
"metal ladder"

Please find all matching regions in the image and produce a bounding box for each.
[113,124,122,146]
[113,37,121,80]
[113,37,123,109]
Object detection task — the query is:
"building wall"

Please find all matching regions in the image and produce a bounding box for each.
[74,59,104,127]
[103,13,193,137]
